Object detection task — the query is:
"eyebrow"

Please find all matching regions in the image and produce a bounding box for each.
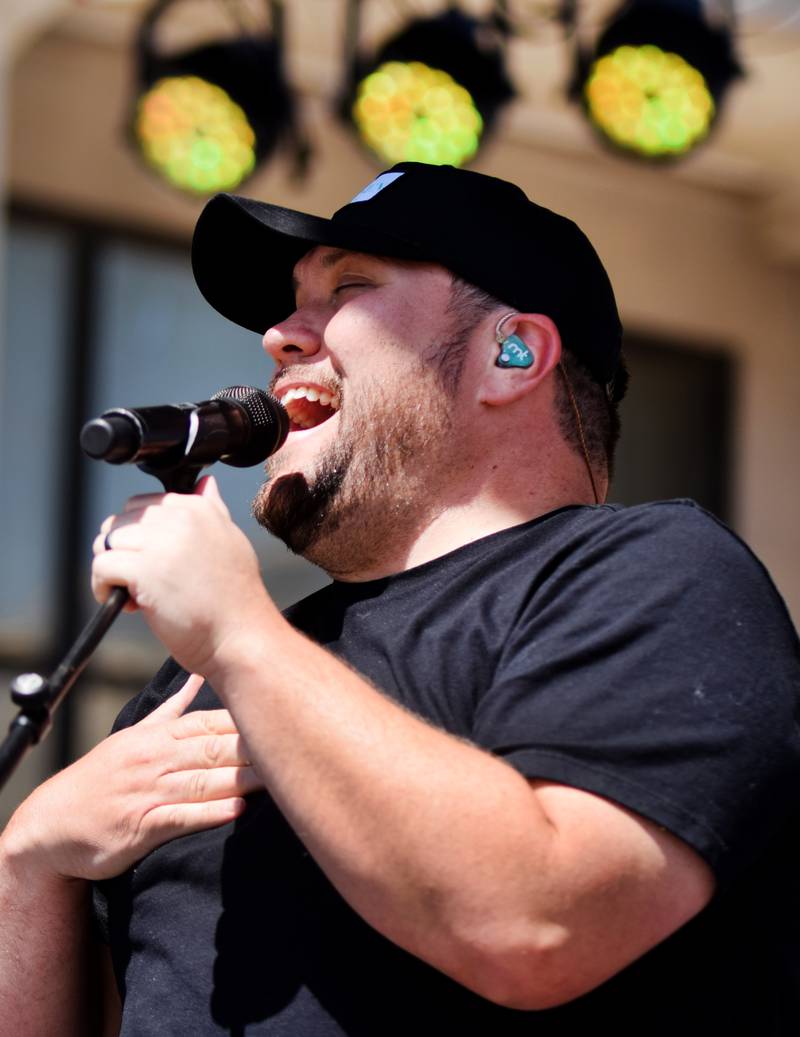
[319,248,357,268]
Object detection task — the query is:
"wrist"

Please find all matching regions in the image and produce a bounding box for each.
[203,591,288,693]
[0,800,86,895]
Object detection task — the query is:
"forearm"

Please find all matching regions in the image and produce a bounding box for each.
[0,807,111,1037]
[207,620,566,1002]
[206,614,714,1009]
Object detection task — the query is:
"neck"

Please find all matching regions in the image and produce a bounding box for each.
[319,448,601,582]
[336,500,581,582]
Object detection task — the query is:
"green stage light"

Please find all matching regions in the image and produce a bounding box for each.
[353,60,483,167]
[585,44,715,157]
[576,0,742,161]
[135,75,257,194]
[343,9,513,168]
[131,0,298,196]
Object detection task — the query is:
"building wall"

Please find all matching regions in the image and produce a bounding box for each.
[5,26,800,629]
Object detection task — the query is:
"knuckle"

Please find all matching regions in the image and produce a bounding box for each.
[160,804,182,830]
[197,711,218,734]
[110,805,130,838]
[113,806,143,845]
[189,770,207,801]
[204,735,222,764]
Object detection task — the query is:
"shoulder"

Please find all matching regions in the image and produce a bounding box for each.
[482,503,800,884]
[562,498,754,562]
[547,499,794,621]
[472,500,761,584]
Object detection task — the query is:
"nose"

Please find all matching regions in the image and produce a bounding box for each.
[262,310,324,364]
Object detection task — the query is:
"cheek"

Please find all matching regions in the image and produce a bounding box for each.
[327,297,432,362]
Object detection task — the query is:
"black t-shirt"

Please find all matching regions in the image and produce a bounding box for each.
[95,501,800,1035]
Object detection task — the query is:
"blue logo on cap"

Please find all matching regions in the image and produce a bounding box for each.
[349,172,404,204]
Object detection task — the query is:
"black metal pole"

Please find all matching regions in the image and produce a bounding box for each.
[1,460,205,796]
[49,231,98,772]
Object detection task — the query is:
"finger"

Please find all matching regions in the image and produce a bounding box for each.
[170,731,252,771]
[101,523,144,552]
[142,673,206,724]
[144,797,248,841]
[91,551,140,607]
[163,765,262,803]
[171,707,241,738]
[99,514,117,536]
[95,511,147,555]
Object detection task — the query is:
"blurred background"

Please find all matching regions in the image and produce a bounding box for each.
[1,0,798,821]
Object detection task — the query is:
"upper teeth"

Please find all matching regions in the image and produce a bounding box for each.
[281,386,340,410]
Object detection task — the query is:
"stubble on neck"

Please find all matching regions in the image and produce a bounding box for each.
[253,388,456,580]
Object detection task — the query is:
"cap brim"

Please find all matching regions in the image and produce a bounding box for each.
[191,193,422,335]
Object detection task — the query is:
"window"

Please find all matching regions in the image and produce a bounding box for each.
[0,210,327,816]
[612,334,733,521]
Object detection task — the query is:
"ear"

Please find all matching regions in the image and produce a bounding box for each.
[478,312,562,407]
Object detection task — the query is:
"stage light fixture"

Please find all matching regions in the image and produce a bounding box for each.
[574,0,743,160]
[131,0,299,195]
[342,8,515,167]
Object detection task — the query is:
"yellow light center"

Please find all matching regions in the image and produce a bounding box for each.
[352,61,483,167]
[584,44,715,157]
[135,76,256,194]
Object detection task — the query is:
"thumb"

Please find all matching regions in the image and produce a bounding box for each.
[195,474,229,516]
[142,673,205,724]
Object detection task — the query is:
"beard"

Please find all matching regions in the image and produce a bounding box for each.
[252,370,456,578]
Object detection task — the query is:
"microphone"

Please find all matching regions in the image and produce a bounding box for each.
[80,385,289,469]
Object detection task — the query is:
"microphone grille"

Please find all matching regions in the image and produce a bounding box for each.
[211,385,289,466]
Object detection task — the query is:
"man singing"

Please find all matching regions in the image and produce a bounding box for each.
[1,163,798,1035]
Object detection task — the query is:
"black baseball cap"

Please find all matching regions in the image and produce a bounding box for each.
[192,162,624,398]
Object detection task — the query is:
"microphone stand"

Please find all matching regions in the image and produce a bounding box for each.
[0,459,205,794]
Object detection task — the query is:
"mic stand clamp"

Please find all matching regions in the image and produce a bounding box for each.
[0,461,205,795]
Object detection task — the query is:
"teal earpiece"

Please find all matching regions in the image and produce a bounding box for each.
[495,313,534,368]
[497,334,534,368]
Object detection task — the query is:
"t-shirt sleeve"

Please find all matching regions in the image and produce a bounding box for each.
[472,501,800,886]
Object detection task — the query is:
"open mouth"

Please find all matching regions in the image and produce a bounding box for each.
[277,384,341,432]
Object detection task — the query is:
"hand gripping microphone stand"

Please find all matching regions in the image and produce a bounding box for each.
[0,386,288,794]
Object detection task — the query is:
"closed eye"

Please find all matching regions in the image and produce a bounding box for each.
[334,282,372,294]
[332,282,376,304]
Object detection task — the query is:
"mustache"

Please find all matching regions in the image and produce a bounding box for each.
[269,365,343,399]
